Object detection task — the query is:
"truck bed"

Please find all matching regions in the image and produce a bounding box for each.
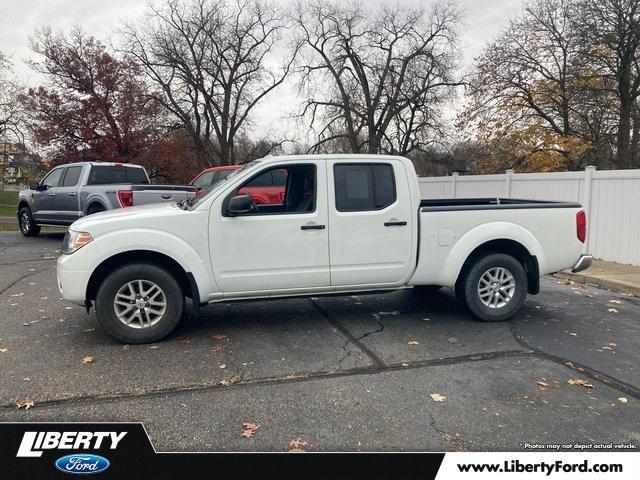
[420,197,581,211]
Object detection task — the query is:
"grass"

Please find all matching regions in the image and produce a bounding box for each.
[0,190,18,217]
[0,205,16,216]
[0,190,18,204]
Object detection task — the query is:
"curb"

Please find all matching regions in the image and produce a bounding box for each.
[553,271,640,298]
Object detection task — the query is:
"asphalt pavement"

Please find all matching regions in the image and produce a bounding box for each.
[0,232,638,452]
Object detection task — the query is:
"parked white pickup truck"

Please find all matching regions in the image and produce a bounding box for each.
[56,154,592,343]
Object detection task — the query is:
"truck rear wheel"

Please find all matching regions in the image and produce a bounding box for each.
[95,263,184,343]
[457,253,527,322]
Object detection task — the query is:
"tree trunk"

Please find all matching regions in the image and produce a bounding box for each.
[631,104,640,167]
[617,97,632,168]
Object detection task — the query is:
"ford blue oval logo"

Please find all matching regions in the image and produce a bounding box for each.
[55,454,110,474]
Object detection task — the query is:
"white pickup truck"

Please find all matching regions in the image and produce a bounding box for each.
[57,154,592,343]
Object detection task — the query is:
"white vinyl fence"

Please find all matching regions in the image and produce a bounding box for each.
[418,167,640,266]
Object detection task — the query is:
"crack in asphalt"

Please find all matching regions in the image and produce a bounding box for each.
[508,320,640,400]
[1,349,534,411]
[0,266,52,295]
[0,257,57,266]
[308,298,386,368]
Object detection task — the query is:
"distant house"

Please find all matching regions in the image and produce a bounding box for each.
[0,142,45,188]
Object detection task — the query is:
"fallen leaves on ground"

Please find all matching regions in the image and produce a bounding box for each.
[407,341,420,346]
[82,356,94,364]
[536,381,550,390]
[212,334,227,340]
[568,378,594,389]
[609,300,622,304]
[16,401,34,410]
[11,293,24,297]
[401,362,410,367]
[0,348,7,353]
[219,364,227,369]
[289,439,309,450]
[430,393,445,402]
[241,423,260,438]
[607,308,618,314]
[211,346,224,354]
[618,397,628,404]
[219,379,232,386]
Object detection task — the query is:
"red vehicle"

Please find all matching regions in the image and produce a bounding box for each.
[189,165,286,205]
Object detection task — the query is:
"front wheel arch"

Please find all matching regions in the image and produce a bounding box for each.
[86,250,193,303]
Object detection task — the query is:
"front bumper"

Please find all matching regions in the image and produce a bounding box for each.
[56,255,92,306]
[572,254,593,273]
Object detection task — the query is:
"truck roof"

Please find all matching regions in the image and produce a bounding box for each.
[52,162,144,168]
[255,153,409,164]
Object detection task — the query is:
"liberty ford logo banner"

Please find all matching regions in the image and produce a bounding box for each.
[55,454,110,475]
[0,422,447,479]
[17,431,127,457]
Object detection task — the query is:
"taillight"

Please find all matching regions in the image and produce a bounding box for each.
[576,210,586,243]
[118,190,133,208]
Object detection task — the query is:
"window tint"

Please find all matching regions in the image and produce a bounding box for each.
[88,165,149,185]
[193,171,216,188]
[334,163,396,212]
[232,164,315,215]
[41,168,65,188]
[62,166,83,187]
[127,167,149,184]
[245,169,287,187]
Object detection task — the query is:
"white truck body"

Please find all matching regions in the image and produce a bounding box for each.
[56,154,591,343]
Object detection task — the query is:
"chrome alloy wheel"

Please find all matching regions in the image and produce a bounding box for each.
[113,279,167,328]
[20,211,30,234]
[477,267,516,309]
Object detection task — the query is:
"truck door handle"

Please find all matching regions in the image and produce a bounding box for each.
[301,224,325,230]
[48,193,56,197]
[161,194,172,200]
[69,192,76,196]
[384,221,407,227]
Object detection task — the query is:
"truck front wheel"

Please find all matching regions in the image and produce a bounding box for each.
[95,263,184,343]
[457,253,527,322]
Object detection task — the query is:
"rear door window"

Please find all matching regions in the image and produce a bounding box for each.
[61,166,83,187]
[334,163,396,212]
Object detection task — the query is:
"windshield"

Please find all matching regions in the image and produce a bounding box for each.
[188,160,262,209]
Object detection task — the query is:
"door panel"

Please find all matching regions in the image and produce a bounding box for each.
[210,161,329,294]
[56,165,84,222]
[33,167,66,223]
[328,160,414,286]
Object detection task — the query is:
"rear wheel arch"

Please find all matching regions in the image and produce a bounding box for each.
[85,200,107,215]
[455,239,539,295]
[86,250,193,302]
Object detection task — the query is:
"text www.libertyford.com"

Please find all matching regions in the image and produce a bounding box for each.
[457,460,623,476]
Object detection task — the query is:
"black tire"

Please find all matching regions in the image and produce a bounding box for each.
[457,253,527,322]
[18,206,41,237]
[86,203,106,215]
[95,263,184,343]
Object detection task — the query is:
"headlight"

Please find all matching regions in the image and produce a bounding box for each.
[62,230,93,254]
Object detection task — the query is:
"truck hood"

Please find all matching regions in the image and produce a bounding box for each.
[70,202,196,236]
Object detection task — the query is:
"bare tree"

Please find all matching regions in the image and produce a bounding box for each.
[461,0,592,172]
[292,0,461,154]
[575,0,640,168]
[122,0,295,166]
[0,53,25,143]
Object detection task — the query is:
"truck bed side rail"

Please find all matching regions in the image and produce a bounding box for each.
[420,197,581,212]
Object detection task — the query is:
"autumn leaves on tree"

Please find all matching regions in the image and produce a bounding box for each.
[461,0,640,173]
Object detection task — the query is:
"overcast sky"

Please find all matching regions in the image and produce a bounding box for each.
[1,0,525,140]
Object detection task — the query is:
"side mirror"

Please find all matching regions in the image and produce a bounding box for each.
[29,182,41,191]
[227,194,255,216]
